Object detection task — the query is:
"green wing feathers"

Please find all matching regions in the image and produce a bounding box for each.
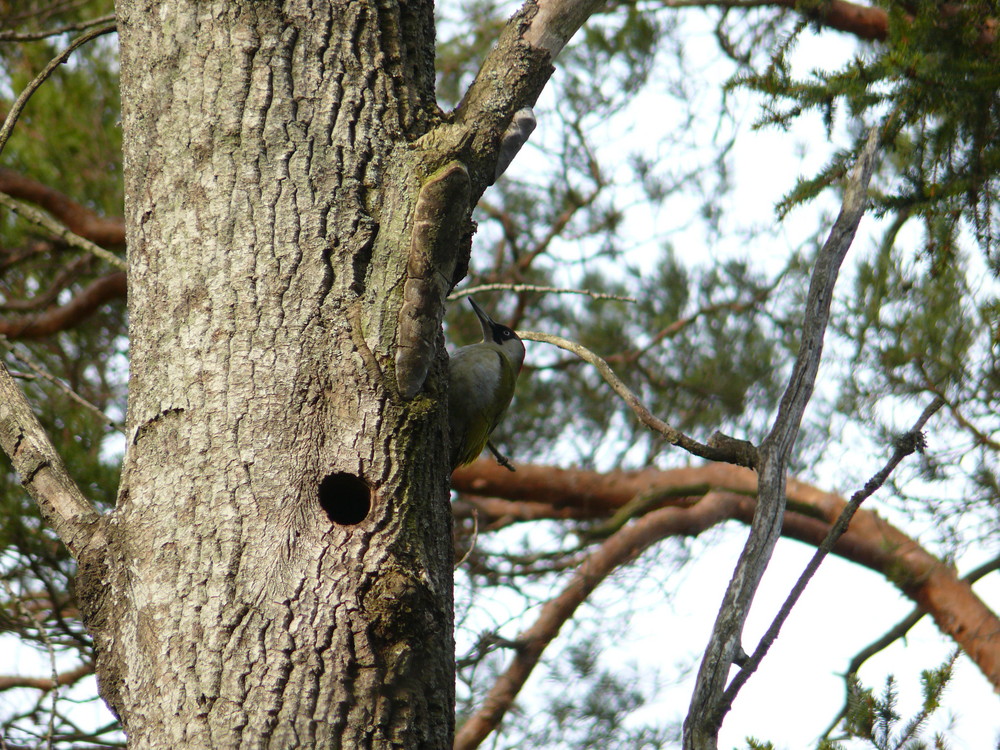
[448,345,518,468]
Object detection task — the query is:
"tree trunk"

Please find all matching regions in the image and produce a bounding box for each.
[78,1,455,746]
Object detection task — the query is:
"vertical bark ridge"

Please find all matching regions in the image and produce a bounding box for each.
[92,1,453,747]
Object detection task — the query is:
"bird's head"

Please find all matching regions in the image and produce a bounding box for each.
[469,297,525,371]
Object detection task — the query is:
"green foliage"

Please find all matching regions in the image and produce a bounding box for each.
[0,0,995,747]
[817,654,957,750]
[732,0,1000,260]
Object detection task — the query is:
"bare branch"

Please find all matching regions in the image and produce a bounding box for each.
[647,0,890,40]
[523,0,610,59]
[0,360,104,559]
[719,396,945,712]
[684,127,880,750]
[0,13,116,41]
[450,283,636,303]
[0,192,126,271]
[423,0,608,198]
[0,662,93,693]
[0,22,118,160]
[519,330,758,467]
[0,272,126,340]
[1,337,124,432]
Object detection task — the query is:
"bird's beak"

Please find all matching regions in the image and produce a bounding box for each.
[468,298,495,339]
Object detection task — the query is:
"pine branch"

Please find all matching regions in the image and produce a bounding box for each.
[452,460,1000,690]
[0,193,126,271]
[0,272,126,340]
[0,13,116,41]
[0,169,125,248]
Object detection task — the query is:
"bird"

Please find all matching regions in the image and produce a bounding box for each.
[448,298,525,470]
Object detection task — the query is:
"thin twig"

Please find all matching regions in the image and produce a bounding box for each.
[1,337,124,433]
[450,283,636,304]
[455,509,480,568]
[0,22,118,159]
[821,551,1000,738]
[0,192,126,271]
[519,330,757,467]
[0,13,116,41]
[0,579,59,748]
[720,396,945,712]
[485,439,516,471]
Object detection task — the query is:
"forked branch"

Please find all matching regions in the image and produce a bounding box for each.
[684,127,881,749]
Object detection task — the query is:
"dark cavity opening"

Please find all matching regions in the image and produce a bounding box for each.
[318,472,371,526]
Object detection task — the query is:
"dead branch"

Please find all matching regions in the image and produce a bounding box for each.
[684,127,880,749]
[821,552,1000,738]
[2,337,124,432]
[719,396,945,713]
[451,283,635,304]
[519,330,758,467]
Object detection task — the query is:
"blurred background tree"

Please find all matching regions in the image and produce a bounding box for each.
[0,0,996,747]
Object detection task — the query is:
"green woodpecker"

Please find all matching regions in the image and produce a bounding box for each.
[448,298,525,469]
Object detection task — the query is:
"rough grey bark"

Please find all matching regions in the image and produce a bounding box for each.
[0,0,609,745]
[80,1,454,746]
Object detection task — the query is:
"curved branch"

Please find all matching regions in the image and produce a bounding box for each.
[452,461,1000,691]
[0,169,125,248]
[0,23,118,159]
[518,331,758,467]
[649,0,890,40]
[0,272,126,339]
[0,361,104,559]
[454,491,741,750]
[0,13,117,42]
